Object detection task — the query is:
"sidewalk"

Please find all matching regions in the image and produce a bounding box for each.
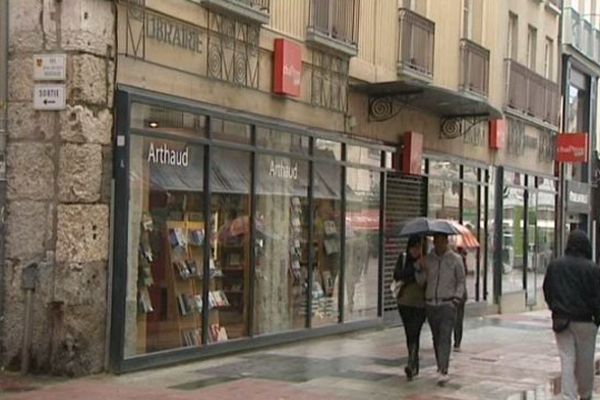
[1,310,595,400]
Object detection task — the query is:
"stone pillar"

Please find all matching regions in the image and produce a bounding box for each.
[3,0,115,375]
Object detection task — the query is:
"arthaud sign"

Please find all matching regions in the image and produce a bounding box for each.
[147,142,189,167]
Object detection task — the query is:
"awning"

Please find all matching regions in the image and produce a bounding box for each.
[352,79,503,120]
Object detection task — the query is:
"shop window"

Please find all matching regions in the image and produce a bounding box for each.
[428,160,460,179]
[347,145,381,167]
[210,148,252,341]
[313,162,343,327]
[315,138,342,161]
[254,155,310,334]
[130,103,206,137]
[256,127,309,154]
[124,136,206,356]
[463,166,479,182]
[462,183,479,300]
[502,187,525,294]
[212,118,252,144]
[427,178,460,220]
[345,167,380,321]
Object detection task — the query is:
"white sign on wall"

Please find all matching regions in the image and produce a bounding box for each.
[33,54,66,81]
[33,84,66,110]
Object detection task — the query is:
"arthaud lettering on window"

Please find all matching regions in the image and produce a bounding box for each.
[147,142,189,167]
[269,159,298,180]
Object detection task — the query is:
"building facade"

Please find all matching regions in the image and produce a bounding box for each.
[0,0,566,375]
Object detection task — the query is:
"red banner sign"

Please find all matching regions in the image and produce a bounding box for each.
[488,119,506,150]
[402,131,423,175]
[273,39,301,97]
[556,133,589,163]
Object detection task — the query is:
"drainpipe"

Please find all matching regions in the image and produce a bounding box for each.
[0,0,9,368]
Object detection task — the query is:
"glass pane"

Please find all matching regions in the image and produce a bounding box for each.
[429,160,459,179]
[462,183,479,301]
[211,148,252,341]
[313,162,342,327]
[212,118,251,144]
[536,191,555,290]
[384,151,394,169]
[538,177,557,192]
[347,145,381,167]
[131,103,206,137]
[315,139,342,161]
[427,178,460,220]
[526,192,538,305]
[256,127,309,154]
[502,187,525,294]
[254,155,310,334]
[125,135,205,357]
[486,170,494,303]
[464,166,478,182]
[345,168,380,321]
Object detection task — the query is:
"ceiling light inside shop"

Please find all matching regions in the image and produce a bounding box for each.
[148,121,159,128]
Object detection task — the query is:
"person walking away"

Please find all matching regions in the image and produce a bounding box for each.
[453,246,468,352]
[394,235,426,381]
[424,233,465,386]
[543,230,600,400]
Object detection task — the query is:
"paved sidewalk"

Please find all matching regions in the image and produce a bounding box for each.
[2,310,597,400]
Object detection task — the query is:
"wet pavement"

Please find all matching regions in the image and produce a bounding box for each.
[1,310,599,399]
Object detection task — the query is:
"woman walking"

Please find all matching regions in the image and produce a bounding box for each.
[394,235,426,381]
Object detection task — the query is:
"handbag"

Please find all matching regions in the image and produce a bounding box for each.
[552,316,570,333]
[390,280,403,299]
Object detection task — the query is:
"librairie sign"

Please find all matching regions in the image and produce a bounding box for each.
[556,133,588,163]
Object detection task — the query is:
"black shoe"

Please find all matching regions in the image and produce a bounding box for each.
[404,366,413,381]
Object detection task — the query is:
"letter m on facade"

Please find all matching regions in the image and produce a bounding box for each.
[126,0,146,59]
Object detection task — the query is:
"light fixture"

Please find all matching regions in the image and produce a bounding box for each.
[148,121,159,128]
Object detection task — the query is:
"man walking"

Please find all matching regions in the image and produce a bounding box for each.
[543,230,600,400]
[423,233,465,385]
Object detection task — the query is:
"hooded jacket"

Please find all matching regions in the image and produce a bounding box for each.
[543,230,600,324]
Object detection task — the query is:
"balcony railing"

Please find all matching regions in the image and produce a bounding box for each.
[564,7,600,65]
[505,59,560,126]
[459,38,490,97]
[200,0,270,24]
[307,0,359,56]
[397,8,435,80]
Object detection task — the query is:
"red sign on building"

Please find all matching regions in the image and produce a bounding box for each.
[402,131,423,175]
[556,133,589,163]
[489,119,506,150]
[273,39,302,97]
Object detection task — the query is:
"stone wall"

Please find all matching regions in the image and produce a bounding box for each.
[3,0,115,375]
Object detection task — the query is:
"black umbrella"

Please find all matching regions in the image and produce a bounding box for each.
[399,217,459,237]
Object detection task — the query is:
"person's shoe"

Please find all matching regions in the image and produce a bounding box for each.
[404,366,413,381]
[437,373,449,386]
[453,345,461,352]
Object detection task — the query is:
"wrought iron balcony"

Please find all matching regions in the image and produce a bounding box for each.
[307,0,359,57]
[200,0,270,25]
[459,38,490,98]
[397,8,435,81]
[505,59,560,127]
[563,7,600,65]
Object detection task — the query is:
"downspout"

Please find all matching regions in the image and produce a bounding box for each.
[0,0,9,367]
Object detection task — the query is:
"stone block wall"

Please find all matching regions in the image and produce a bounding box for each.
[3,0,115,375]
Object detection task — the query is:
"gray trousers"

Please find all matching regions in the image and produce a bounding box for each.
[555,321,598,400]
[426,304,456,374]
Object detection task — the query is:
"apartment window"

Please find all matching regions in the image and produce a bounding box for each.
[507,12,518,60]
[463,0,473,39]
[527,25,537,71]
[544,37,554,80]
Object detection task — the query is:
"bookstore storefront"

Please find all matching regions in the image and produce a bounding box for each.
[110,88,392,371]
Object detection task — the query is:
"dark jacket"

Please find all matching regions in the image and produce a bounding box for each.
[543,230,600,324]
[394,252,425,307]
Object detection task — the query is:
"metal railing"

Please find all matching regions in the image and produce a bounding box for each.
[459,38,490,97]
[308,0,359,45]
[505,59,560,126]
[237,0,269,11]
[398,8,435,79]
[565,7,600,65]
